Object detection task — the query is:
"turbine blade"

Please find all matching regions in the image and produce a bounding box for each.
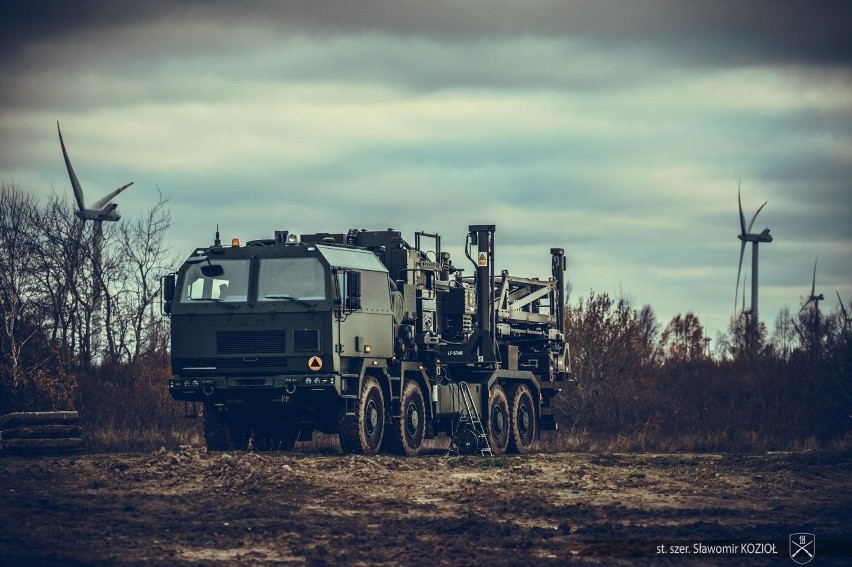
[838,291,848,321]
[799,297,813,315]
[91,182,134,210]
[735,241,746,314]
[737,181,746,235]
[810,257,818,297]
[747,201,768,233]
[57,122,85,211]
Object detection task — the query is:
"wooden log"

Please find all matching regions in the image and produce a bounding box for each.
[1,424,82,440]
[1,437,82,453]
[0,411,79,427]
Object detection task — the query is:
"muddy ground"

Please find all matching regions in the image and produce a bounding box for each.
[0,445,850,566]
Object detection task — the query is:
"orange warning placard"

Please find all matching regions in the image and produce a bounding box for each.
[308,356,323,371]
[478,253,488,267]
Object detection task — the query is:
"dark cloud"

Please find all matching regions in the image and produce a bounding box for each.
[3,0,850,69]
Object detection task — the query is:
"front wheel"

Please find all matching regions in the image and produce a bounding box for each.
[338,376,385,454]
[508,384,537,454]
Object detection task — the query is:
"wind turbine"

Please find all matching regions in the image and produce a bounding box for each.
[57,122,133,366]
[799,258,824,315]
[58,122,133,222]
[798,258,824,352]
[735,183,772,343]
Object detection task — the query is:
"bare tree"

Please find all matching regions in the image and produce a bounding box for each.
[770,307,797,360]
[109,189,172,363]
[0,182,44,387]
[660,312,707,363]
[638,304,661,363]
[30,193,89,367]
[559,292,654,433]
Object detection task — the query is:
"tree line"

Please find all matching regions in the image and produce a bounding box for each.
[1,180,849,451]
[0,181,172,418]
[558,290,851,451]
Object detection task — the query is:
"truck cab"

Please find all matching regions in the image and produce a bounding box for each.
[165,236,395,450]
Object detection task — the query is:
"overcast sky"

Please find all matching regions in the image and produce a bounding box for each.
[1,0,850,339]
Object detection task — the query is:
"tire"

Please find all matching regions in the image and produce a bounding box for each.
[386,380,425,456]
[508,384,537,454]
[338,376,385,454]
[203,403,233,451]
[486,383,510,455]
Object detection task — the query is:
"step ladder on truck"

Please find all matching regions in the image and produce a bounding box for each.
[447,382,493,456]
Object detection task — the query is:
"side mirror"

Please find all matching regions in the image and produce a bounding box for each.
[163,274,176,302]
[161,273,176,315]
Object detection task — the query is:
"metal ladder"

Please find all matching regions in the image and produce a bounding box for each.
[448,381,493,456]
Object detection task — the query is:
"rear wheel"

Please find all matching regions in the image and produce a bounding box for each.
[338,376,385,454]
[487,384,510,455]
[508,384,537,454]
[386,380,425,455]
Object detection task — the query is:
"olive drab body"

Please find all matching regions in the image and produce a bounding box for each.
[164,225,570,455]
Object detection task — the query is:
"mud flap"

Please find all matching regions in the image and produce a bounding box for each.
[539,413,558,431]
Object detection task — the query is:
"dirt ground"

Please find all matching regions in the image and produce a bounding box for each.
[0,445,850,566]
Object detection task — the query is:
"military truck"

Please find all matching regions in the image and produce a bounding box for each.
[163,224,569,455]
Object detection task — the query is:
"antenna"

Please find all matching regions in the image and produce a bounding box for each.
[214,224,221,247]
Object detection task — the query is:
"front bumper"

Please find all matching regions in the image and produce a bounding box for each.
[168,374,343,402]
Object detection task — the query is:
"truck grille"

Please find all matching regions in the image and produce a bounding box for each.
[293,329,320,351]
[180,357,288,370]
[217,330,286,354]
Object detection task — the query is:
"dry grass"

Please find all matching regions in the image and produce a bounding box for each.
[44,352,851,456]
[75,360,202,452]
[540,429,851,455]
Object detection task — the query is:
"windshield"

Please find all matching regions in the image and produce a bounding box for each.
[180,259,250,303]
[258,257,326,302]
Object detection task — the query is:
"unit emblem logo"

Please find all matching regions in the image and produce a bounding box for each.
[789,533,815,564]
